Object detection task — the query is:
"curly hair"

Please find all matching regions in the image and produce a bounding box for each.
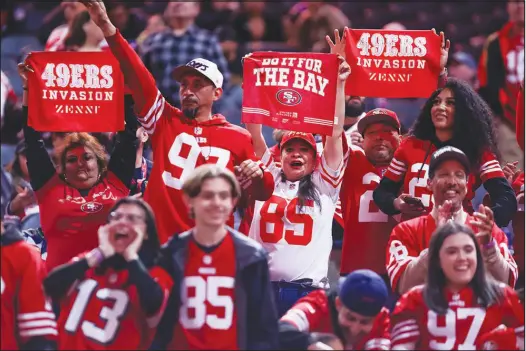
[59,132,108,176]
[409,78,500,170]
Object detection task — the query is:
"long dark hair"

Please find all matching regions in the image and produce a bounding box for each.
[64,11,90,50]
[280,171,322,211]
[423,222,503,314]
[409,78,500,170]
[107,197,161,268]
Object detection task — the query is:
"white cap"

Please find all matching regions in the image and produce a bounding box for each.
[173,58,223,88]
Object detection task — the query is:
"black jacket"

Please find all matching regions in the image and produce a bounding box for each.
[151,227,279,350]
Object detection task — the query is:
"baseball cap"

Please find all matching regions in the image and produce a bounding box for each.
[280,131,317,152]
[357,108,401,135]
[173,58,224,88]
[428,146,471,178]
[450,51,477,71]
[339,269,388,317]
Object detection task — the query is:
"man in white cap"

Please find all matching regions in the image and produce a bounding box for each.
[82,0,274,244]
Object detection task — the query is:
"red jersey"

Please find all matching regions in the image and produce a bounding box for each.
[57,255,173,350]
[280,290,391,350]
[171,233,238,350]
[477,324,525,350]
[386,212,518,292]
[383,136,505,221]
[512,172,525,272]
[516,84,524,151]
[36,172,129,272]
[340,145,400,275]
[390,284,524,350]
[479,22,524,126]
[106,30,273,244]
[1,237,57,350]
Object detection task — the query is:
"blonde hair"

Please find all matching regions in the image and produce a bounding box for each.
[60,132,108,175]
[182,164,241,199]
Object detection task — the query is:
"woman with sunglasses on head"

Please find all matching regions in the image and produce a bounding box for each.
[44,197,173,350]
[17,63,139,272]
[390,222,524,350]
[373,78,517,228]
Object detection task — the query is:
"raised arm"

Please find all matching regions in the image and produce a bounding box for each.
[323,29,349,170]
[81,0,179,135]
[18,63,56,192]
[245,122,269,160]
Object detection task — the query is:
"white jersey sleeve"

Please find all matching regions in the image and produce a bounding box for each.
[312,146,347,204]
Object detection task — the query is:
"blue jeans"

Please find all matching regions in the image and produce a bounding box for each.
[271,279,321,317]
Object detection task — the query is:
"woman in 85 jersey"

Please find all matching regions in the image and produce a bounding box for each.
[390,222,524,350]
[244,29,349,317]
[43,197,173,350]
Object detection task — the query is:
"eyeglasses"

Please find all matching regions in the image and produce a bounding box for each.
[108,212,145,224]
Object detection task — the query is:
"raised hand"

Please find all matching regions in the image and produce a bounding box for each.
[17,62,33,87]
[470,204,494,246]
[436,199,454,226]
[326,27,347,58]
[432,28,451,71]
[97,223,115,258]
[78,0,115,36]
[122,223,144,261]
[502,161,520,184]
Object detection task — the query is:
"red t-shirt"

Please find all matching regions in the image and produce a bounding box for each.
[280,289,391,350]
[106,30,273,244]
[57,255,173,350]
[36,172,129,271]
[391,284,524,350]
[383,136,505,221]
[386,213,518,292]
[1,240,57,350]
[171,234,239,350]
[340,145,400,275]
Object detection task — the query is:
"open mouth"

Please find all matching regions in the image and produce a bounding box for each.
[444,189,458,198]
[290,160,304,168]
[453,264,469,272]
[114,232,130,241]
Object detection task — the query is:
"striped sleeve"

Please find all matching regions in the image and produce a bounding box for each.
[279,290,328,332]
[105,30,177,136]
[261,148,282,180]
[386,223,419,291]
[364,338,391,350]
[492,227,519,287]
[478,151,505,181]
[314,150,346,202]
[390,291,421,350]
[384,156,408,183]
[18,245,57,342]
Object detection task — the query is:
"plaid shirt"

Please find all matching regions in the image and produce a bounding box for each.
[140,25,230,108]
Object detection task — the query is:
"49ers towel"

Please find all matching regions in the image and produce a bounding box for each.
[344,29,442,98]
[242,52,339,136]
[26,51,124,132]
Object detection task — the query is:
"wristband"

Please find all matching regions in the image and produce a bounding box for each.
[483,238,495,250]
[87,248,104,267]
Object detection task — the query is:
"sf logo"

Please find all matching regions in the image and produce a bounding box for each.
[276,89,302,106]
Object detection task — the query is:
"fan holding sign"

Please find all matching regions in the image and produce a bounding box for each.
[243,28,350,317]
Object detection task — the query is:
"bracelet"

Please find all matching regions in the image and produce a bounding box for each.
[483,238,495,250]
[87,248,104,267]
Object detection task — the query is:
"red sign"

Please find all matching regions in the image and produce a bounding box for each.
[344,29,441,98]
[26,51,124,132]
[242,52,339,136]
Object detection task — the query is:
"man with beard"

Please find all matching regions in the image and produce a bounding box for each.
[82,0,274,244]
[386,146,518,295]
[338,109,402,286]
[343,95,367,147]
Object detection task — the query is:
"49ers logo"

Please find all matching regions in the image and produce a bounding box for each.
[276,89,302,106]
[81,202,103,213]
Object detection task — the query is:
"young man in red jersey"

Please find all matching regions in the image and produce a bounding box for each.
[386,147,518,295]
[280,269,391,350]
[81,0,274,244]
[153,164,279,350]
[1,216,57,350]
[339,109,401,281]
